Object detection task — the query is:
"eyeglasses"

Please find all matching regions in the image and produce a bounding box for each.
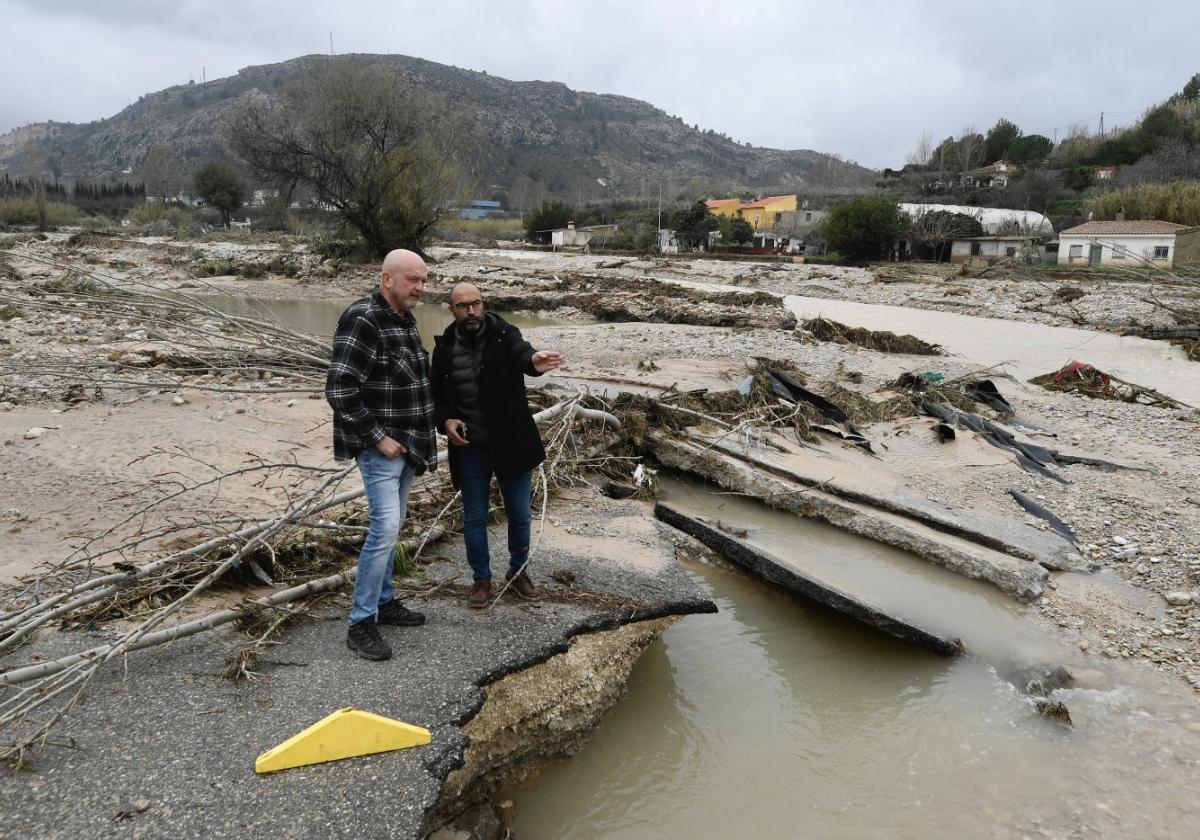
[452,300,483,312]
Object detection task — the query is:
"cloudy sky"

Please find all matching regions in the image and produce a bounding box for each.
[2,0,1197,169]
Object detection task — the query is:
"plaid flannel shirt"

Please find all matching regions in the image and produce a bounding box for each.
[325,291,437,471]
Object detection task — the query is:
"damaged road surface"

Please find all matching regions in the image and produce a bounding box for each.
[0,493,714,839]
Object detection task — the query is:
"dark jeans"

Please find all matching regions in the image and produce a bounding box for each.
[458,444,532,582]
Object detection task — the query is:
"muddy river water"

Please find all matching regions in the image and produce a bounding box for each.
[511,477,1200,839]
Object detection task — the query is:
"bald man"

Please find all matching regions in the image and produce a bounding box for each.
[431,282,562,608]
[326,249,437,661]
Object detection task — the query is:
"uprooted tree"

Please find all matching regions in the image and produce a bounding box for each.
[227,58,478,258]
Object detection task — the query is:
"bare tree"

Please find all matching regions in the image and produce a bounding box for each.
[954,125,985,175]
[907,131,934,166]
[227,58,478,257]
[140,144,184,202]
[908,208,984,260]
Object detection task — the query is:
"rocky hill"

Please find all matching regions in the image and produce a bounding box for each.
[0,54,876,203]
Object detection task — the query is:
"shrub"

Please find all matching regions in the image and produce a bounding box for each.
[1088,180,1200,226]
[0,198,79,226]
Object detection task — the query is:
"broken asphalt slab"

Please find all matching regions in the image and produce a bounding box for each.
[0,498,714,840]
[654,502,963,657]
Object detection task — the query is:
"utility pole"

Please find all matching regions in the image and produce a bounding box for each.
[1099,112,1105,138]
[202,66,206,84]
[330,33,334,56]
[656,180,663,256]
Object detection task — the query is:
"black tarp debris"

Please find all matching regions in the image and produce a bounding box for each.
[1009,490,1078,545]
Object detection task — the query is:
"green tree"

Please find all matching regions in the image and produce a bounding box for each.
[523,200,574,243]
[984,118,1021,163]
[1179,72,1200,102]
[669,200,718,250]
[228,58,475,258]
[819,195,908,261]
[1005,134,1053,165]
[728,215,754,245]
[192,160,245,227]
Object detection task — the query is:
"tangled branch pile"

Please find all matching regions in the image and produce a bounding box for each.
[803,317,943,355]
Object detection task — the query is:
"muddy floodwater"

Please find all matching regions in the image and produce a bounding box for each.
[511,477,1200,839]
[199,296,573,349]
[782,294,1199,406]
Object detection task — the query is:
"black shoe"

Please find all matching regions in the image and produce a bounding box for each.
[377,599,425,627]
[346,619,392,661]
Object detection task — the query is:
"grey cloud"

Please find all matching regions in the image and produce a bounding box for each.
[2,0,1199,168]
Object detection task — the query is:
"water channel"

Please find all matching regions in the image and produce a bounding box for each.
[781,294,1200,407]
[510,476,1200,839]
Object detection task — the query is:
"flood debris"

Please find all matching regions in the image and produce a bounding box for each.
[1030,360,1183,407]
[922,401,1069,483]
[1009,490,1079,546]
[655,502,964,656]
[802,316,943,355]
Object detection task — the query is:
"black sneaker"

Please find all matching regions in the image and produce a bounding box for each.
[346,619,392,661]
[377,599,425,627]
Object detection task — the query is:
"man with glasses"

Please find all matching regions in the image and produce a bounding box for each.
[431,282,563,608]
[326,249,436,661]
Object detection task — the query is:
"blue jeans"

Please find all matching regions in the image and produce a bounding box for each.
[458,445,532,583]
[349,448,415,625]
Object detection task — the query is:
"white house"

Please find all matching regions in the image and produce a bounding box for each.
[548,222,618,253]
[949,235,1039,264]
[1057,220,1199,269]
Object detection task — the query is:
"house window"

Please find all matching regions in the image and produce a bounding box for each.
[1005,247,1017,257]
[1068,244,1082,261]
[970,242,981,256]
[804,212,812,222]
[1154,245,1170,259]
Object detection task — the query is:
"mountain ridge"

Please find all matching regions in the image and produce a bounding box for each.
[0,53,876,204]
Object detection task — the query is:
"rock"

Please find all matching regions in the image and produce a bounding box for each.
[1164,592,1193,606]
[0,401,15,411]
[172,395,187,406]
[23,427,47,440]
[286,399,297,408]
[133,799,150,813]
[1113,546,1139,560]
[1078,639,1090,652]
[1112,536,1129,545]
[1135,563,1150,575]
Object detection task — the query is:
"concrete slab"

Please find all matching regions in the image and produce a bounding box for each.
[655,502,963,656]
[647,432,1049,601]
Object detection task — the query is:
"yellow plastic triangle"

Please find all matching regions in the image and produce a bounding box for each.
[255,707,431,774]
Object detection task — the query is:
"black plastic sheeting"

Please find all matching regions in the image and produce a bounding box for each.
[921,399,1069,485]
[1009,490,1078,545]
[767,369,875,453]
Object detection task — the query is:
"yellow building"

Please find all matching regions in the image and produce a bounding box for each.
[704,194,798,230]
[704,198,742,218]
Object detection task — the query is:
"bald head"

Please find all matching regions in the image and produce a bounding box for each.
[379,249,427,312]
[449,282,485,332]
